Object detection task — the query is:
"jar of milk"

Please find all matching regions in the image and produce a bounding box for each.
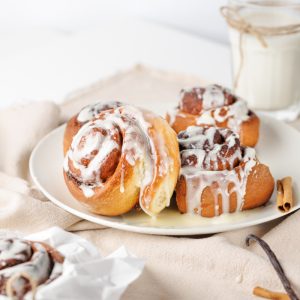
[224,0,300,120]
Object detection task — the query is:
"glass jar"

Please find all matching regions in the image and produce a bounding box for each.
[226,0,300,120]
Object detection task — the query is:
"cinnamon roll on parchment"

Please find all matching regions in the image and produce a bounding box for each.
[63,104,180,217]
[166,84,260,147]
[176,126,274,217]
[0,237,64,299]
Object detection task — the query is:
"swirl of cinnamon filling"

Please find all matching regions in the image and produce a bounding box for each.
[178,126,242,171]
[0,238,64,299]
[180,84,237,115]
[63,101,124,155]
[67,121,122,187]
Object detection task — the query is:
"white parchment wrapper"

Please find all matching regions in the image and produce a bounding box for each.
[0,227,144,300]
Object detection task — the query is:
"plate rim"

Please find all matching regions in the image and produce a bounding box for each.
[29,115,300,236]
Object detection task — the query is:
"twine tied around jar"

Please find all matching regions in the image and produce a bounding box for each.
[220,6,300,90]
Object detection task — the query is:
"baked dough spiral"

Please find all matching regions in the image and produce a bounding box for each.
[63,105,180,216]
[63,101,123,154]
[0,238,64,299]
[166,84,260,147]
[176,126,274,217]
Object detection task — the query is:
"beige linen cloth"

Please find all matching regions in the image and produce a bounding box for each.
[1,65,300,299]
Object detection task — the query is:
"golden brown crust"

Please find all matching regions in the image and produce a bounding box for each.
[64,159,140,216]
[243,163,274,210]
[63,115,81,155]
[239,112,260,148]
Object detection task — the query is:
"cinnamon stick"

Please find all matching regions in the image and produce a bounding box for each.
[277,177,293,212]
[253,286,290,300]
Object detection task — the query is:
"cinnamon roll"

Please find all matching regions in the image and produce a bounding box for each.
[176,126,274,217]
[166,84,260,147]
[0,237,64,299]
[63,105,180,216]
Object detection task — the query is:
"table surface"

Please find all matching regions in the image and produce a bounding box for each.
[0,18,231,108]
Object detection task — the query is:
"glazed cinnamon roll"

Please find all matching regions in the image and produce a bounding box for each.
[63,105,180,216]
[0,237,64,299]
[176,126,274,217]
[166,84,260,147]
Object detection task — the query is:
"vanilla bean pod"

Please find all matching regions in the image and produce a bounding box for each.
[246,234,299,300]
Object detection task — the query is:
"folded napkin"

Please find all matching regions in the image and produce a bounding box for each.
[1,65,299,299]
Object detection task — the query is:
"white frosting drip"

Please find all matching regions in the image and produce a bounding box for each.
[202,85,225,110]
[195,113,215,125]
[0,243,50,281]
[0,240,63,298]
[0,239,31,262]
[166,108,177,126]
[197,99,249,132]
[65,106,171,215]
[179,126,242,171]
[65,120,120,197]
[178,126,219,150]
[80,184,96,198]
[77,101,122,123]
[178,126,257,216]
[181,148,256,216]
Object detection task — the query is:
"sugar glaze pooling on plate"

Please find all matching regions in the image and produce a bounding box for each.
[64,105,174,215]
[178,126,257,216]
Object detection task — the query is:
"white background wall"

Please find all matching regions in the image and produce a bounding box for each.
[0,0,231,107]
[0,0,228,44]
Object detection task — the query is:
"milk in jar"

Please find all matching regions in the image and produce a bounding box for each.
[228,1,300,111]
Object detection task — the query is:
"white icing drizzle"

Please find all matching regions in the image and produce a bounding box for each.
[0,243,51,282]
[178,126,257,216]
[195,112,215,125]
[166,108,176,126]
[65,120,120,197]
[156,131,174,177]
[0,240,63,299]
[197,99,249,132]
[65,106,171,215]
[0,239,31,262]
[178,126,219,150]
[202,84,225,110]
[77,101,123,123]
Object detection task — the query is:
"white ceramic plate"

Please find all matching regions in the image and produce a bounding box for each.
[29,108,300,235]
